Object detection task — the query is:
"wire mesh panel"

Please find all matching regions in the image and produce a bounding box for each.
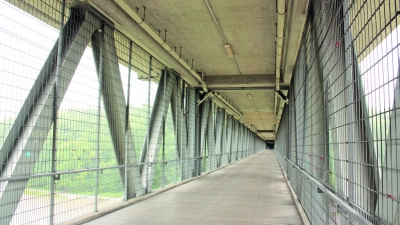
[0,0,266,224]
[276,0,400,224]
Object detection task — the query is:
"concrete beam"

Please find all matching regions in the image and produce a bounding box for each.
[281,0,309,86]
[257,130,274,133]
[205,74,275,88]
[209,85,289,92]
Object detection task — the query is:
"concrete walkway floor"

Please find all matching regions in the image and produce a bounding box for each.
[84,150,303,225]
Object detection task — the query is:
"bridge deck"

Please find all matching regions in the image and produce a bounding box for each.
[84,151,302,225]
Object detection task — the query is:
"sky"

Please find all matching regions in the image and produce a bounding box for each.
[360,24,400,113]
[0,0,157,121]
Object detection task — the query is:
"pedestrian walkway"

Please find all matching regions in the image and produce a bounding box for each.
[83,150,303,225]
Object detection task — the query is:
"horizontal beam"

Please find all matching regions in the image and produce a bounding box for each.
[209,85,289,92]
[205,74,276,88]
[257,130,274,133]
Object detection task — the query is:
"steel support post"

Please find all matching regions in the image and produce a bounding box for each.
[50,0,65,223]
[171,78,185,181]
[92,25,143,198]
[225,115,233,163]
[0,9,99,224]
[181,83,190,180]
[239,123,245,159]
[244,126,247,157]
[199,99,211,174]
[140,70,175,191]
[187,88,197,177]
[247,129,250,156]
[233,120,239,161]
[206,104,216,170]
[124,41,133,201]
[193,92,201,176]
[214,108,225,168]
[194,92,201,176]
[171,78,180,183]
[243,129,247,158]
[93,26,103,213]
[162,67,167,187]
[145,56,152,192]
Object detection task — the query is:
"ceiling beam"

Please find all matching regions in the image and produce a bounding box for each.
[209,86,289,92]
[257,130,274,133]
[205,74,276,88]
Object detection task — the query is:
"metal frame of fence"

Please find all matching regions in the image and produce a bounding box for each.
[0,1,265,224]
[275,0,399,224]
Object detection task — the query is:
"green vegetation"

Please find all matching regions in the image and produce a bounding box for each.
[0,104,182,197]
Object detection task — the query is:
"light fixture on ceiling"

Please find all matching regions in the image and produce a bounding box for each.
[224,44,234,57]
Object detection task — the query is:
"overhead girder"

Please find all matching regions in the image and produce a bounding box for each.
[206,74,275,89]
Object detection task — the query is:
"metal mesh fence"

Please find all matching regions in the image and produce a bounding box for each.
[275,0,399,224]
[0,0,265,224]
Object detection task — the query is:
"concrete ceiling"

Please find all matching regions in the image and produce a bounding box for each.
[88,0,309,140]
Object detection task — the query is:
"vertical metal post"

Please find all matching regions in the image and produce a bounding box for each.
[180,83,185,181]
[174,78,178,184]
[124,41,133,201]
[50,1,65,224]
[185,86,189,179]
[146,56,152,193]
[94,24,104,212]
[162,69,167,188]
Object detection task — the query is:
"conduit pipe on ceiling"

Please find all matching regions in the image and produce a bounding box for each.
[113,0,208,92]
[274,0,286,115]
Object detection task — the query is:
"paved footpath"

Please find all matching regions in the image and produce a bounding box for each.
[84,150,303,225]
